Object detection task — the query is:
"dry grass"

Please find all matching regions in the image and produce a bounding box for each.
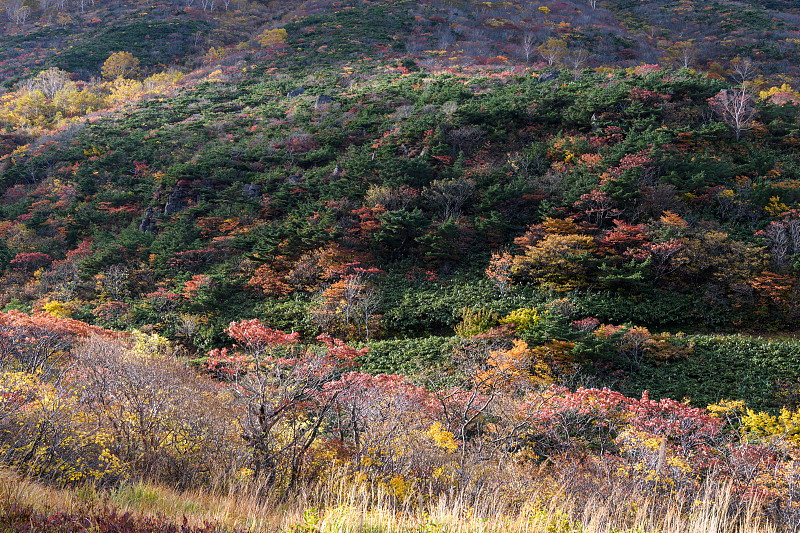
[0,467,780,533]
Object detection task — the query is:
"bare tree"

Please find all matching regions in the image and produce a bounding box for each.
[175,313,202,349]
[521,31,536,62]
[446,125,485,155]
[97,264,129,300]
[730,57,756,85]
[13,5,29,24]
[436,26,456,48]
[708,84,757,141]
[760,220,800,273]
[673,41,696,68]
[29,67,71,99]
[205,323,357,489]
[311,271,382,340]
[38,0,54,22]
[2,0,22,21]
[567,48,590,70]
[75,335,241,484]
[357,283,381,341]
[424,178,476,220]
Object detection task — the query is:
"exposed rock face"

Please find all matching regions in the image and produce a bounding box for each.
[315,94,333,108]
[243,183,262,198]
[285,173,304,185]
[164,182,193,216]
[139,207,156,232]
[163,179,211,216]
[287,87,305,98]
[538,70,561,83]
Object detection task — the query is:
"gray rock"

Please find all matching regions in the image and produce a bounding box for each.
[164,183,194,216]
[315,94,333,108]
[538,70,561,84]
[287,87,305,98]
[139,207,156,233]
[243,183,262,198]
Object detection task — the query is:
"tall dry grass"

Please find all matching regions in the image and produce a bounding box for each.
[0,467,780,533]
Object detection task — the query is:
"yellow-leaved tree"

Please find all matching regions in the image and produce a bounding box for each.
[257,28,287,48]
[101,51,140,80]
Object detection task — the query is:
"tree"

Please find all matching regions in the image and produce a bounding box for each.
[708,85,757,141]
[26,68,71,99]
[757,220,800,273]
[101,52,140,80]
[12,4,28,24]
[446,127,484,156]
[258,28,288,48]
[477,340,553,392]
[311,269,383,340]
[76,334,240,484]
[729,57,756,85]
[670,41,696,69]
[566,48,590,70]
[521,31,536,62]
[2,0,22,22]
[486,251,514,296]
[247,264,291,296]
[513,224,597,290]
[423,178,475,220]
[317,371,444,482]
[205,321,365,488]
[0,310,108,377]
[9,252,52,275]
[538,39,567,66]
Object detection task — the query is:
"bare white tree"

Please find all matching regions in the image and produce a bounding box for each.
[567,48,590,70]
[708,84,757,141]
[673,41,696,68]
[730,57,756,85]
[521,31,536,62]
[2,0,21,21]
[13,5,29,24]
[30,67,71,99]
[38,0,54,23]
[356,283,381,341]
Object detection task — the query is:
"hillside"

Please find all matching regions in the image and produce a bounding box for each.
[2,0,800,531]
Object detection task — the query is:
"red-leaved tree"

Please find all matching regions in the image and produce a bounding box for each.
[205,320,365,489]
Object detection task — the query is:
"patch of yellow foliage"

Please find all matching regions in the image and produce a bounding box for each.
[742,407,800,445]
[257,28,288,48]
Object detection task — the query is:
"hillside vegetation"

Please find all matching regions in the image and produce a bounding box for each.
[2,0,800,531]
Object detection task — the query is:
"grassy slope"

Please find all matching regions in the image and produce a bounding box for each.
[0,468,777,533]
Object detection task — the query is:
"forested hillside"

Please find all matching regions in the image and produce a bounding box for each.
[2,0,800,531]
